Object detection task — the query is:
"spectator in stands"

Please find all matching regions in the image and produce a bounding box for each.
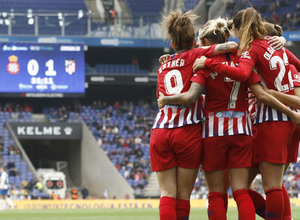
[8,167,16,177]
[71,187,78,200]
[9,146,15,155]
[52,191,58,200]
[109,9,117,25]
[34,179,43,192]
[112,124,119,135]
[123,123,133,134]
[7,160,15,170]
[132,56,139,65]
[97,136,103,147]
[15,148,21,156]
[130,145,144,159]
[114,101,120,109]
[48,108,56,119]
[0,135,3,147]
[272,11,279,24]
[92,101,98,110]
[55,106,69,122]
[11,110,21,120]
[81,186,89,199]
[134,135,142,145]
[22,103,31,112]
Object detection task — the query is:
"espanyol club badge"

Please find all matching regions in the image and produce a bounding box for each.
[7,55,20,74]
[65,59,76,75]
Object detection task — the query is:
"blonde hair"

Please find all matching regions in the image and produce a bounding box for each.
[233,7,267,55]
[161,10,198,51]
[198,17,234,44]
[263,22,283,37]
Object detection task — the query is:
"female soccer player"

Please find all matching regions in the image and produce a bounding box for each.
[246,22,299,220]
[150,10,238,220]
[192,8,300,220]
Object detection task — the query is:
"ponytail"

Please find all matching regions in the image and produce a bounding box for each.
[233,8,266,55]
[198,17,234,44]
[161,10,198,51]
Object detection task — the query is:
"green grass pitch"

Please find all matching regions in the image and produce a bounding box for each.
[0,207,299,220]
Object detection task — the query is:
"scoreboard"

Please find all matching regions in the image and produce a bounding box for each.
[0,42,85,97]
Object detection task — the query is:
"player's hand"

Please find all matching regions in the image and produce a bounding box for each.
[291,112,300,127]
[193,56,207,72]
[159,54,170,64]
[268,36,286,50]
[157,92,166,109]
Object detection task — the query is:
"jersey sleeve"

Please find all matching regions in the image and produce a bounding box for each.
[193,44,216,58]
[291,64,300,87]
[204,58,254,82]
[191,69,208,86]
[246,71,261,87]
[286,49,300,71]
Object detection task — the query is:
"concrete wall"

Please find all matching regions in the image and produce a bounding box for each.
[80,123,134,199]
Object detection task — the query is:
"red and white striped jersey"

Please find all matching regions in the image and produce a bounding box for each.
[152,46,215,129]
[238,39,297,124]
[255,64,300,124]
[152,96,205,129]
[191,53,260,138]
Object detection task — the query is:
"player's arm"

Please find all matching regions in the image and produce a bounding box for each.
[157,82,204,109]
[286,49,300,71]
[158,42,238,65]
[192,56,253,82]
[264,87,300,109]
[268,36,286,50]
[250,83,300,126]
[212,41,238,55]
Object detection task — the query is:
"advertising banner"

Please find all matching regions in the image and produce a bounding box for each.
[9,122,82,140]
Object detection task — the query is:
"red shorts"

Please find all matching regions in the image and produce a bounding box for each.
[150,124,202,172]
[251,125,259,168]
[202,135,253,171]
[287,127,300,163]
[254,121,295,164]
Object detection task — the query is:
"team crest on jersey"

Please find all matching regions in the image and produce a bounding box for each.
[65,59,76,75]
[241,51,251,59]
[294,74,300,83]
[7,55,20,74]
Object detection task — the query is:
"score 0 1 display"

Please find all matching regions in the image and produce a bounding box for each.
[0,42,85,96]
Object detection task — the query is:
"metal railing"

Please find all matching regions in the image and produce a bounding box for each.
[0,11,164,39]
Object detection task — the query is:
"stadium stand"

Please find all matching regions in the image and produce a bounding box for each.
[43,101,155,197]
[0,107,49,199]
[124,0,164,25]
[224,0,300,31]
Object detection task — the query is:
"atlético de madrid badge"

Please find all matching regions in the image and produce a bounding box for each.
[7,55,20,74]
[65,59,76,75]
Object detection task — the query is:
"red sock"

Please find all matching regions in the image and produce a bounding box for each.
[159,196,176,220]
[176,199,190,220]
[282,184,292,220]
[207,192,226,220]
[248,189,266,218]
[233,189,255,220]
[265,188,284,220]
[223,193,228,213]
